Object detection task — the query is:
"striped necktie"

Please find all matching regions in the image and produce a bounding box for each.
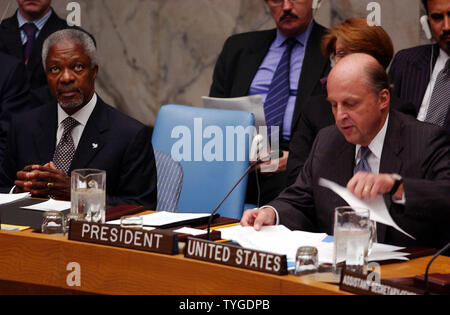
[264,38,297,141]
[425,59,450,127]
[354,146,372,174]
[22,23,38,65]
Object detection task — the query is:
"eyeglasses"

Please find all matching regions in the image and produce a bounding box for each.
[267,0,300,6]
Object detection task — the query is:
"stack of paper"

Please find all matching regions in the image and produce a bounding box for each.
[217,224,409,264]
[107,211,211,227]
[21,199,71,212]
[0,192,30,205]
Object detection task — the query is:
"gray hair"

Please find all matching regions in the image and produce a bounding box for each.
[42,29,98,71]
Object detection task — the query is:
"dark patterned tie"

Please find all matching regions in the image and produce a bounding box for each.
[264,38,297,140]
[354,146,372,173]
[425,59,450,127]
[22,23,38,65]
[53,117,79,174]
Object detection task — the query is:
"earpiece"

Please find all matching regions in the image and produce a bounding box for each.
[420,15,433,40]
[312,0,323,11]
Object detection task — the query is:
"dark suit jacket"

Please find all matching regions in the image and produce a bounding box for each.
[0,97,158,209]
[0,52,30,161]
[269,110,450,248]
[286,94,417,186]
[389,44,450,135]
[209,22,330,205]
[209,21,330,138]
[0,10,71,91]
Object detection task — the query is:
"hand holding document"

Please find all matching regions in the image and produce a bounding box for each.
[318,178,415,239]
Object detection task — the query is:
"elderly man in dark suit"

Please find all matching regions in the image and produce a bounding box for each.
[0,29,157,209]
[389,0,450,135]
[241,53,450,249]
[210,0,329,205]
[0,52,30,161]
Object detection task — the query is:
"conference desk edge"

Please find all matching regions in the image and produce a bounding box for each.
[0,229,350,295]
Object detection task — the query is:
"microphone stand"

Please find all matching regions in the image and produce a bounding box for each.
[423,242,450,295]
[206,153,277,240]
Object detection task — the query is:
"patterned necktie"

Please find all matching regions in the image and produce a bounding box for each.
[264,38,297,140]
[53,117,79,174]
[354,146,372,174]
[425,59,450,127]
[22,23,38,65]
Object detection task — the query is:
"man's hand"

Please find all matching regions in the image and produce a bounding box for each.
[258,150,289,175]
[347,172,404,200]
[15,162,71,200]
[240,207,277,231]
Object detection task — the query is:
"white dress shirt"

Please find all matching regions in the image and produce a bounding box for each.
[56,93,97,149]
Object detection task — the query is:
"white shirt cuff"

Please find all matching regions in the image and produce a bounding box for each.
[260,205,280,225]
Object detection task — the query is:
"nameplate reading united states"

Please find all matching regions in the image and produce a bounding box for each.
[69,221,178,255]
[184,237,287,275]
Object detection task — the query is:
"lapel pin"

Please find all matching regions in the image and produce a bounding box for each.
[92,143,98,149]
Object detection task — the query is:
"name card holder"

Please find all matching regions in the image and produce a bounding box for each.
[340,270,423,295]
[69,221,178,255]
[184,237,287,275]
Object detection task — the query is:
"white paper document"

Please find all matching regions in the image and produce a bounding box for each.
[218,224,409,264]
[173,227,207,236]
[202,95,266,130]
[108,211,211,227]
[0,192,30,205]
[318,178,415,240]
[21,198,71,212]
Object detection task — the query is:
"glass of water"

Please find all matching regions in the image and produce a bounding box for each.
[42,211,65,234]
[71,169,106,224]
[120,215,143,230]
[333,207,375,275]
[295,246,319,275]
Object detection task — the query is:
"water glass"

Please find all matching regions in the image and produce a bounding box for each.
[295,246,319,275]
[71,169,106,223]
[333,207,375,275]
[41,211,65,234]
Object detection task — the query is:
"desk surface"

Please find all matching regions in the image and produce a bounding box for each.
[0,229,448,295]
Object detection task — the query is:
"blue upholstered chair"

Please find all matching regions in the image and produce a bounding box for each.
[152,104,255,219]
[154,150,183,212]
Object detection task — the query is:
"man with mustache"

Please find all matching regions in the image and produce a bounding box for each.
[241,53,450,249]
[209,0,329,206]
[0,29,158,210]
[390,0,450,135]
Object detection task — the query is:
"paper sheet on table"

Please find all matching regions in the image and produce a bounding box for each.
[0,192,30,205]
[315,242,409,264]
[21,199,71,212]
[319,178,415,240]
[217,224,328,259]
[173,227,207,236]
[202,95,266,130]
[108,211,211,227]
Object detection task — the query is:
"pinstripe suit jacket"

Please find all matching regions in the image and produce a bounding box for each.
[389,44,450,135]
[269,110,450,248]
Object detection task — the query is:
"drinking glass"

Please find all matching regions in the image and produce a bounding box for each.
[295,246,319,275]
[333,206,376,275]
[120,215,143,230]
[71,169,106,223]
[41,211,65,234]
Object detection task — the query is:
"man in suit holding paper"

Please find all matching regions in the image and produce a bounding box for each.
[0,29,157,209]
[209,0,330,205]
[241,54,450,248]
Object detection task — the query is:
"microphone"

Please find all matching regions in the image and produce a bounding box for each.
[423,241,450,295]
[206,135,280,240]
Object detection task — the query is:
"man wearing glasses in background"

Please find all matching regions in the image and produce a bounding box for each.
[209,0,330,206]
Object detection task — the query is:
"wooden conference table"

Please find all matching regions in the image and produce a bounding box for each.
[0,227,448,295]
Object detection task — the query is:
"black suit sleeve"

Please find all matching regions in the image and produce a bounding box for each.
[0,59,30,161]
[106,126,157,210]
